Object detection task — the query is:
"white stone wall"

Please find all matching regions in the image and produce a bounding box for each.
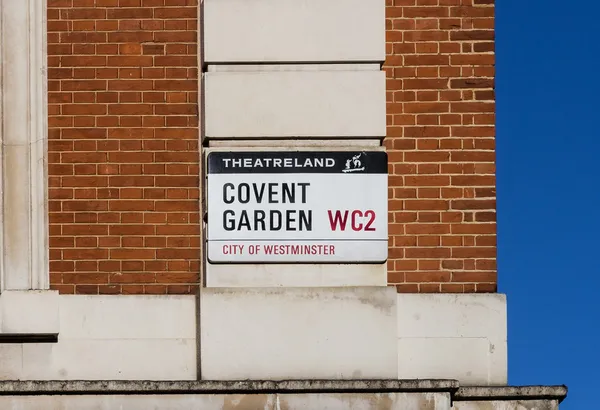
[0,293,506,384]
[397,294,507,386]
[200,287,398,380]
[0,392,451,410]
[0,394,563,410]
[204,68,386,139]
[205,264,387,288]
[203,0,385,63]
[0,296,197,380]
[453,400,559,410]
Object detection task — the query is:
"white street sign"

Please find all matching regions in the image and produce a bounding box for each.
[207,151,388,263]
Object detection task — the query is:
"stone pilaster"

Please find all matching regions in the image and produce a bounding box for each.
[0,0,49,291]
[0,0,57,338]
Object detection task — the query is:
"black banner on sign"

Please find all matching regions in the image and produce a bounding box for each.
[208,151,388,174]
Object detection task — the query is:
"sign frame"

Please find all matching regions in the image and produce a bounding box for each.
[205,149,388,265]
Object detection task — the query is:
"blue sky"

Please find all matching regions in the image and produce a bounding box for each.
[497,1,599,408]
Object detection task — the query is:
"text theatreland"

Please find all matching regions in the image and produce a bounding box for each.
[221,157,335,169]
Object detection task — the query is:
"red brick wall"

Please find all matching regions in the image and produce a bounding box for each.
[47,0,200,295]
[384,0,496,293]
[47,0,495,295]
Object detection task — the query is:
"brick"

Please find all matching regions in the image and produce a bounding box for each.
[48,3,200,295]
[109,249,156,260]
[451,6,495,17]
[450,78,494,89]
[403,79,449,90]
[74,285,99,295]
[474,42,495,53]
[384,1,496,293]
[143,44,165,55]
[404,55,449,66]
[406,271,451,283]
[452,271,497,282]
[154,7,196,18]
[396,284,419,293]
[450,30,494,41]
[451,54,495,66]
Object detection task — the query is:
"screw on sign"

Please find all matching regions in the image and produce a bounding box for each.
[206,151,388,264]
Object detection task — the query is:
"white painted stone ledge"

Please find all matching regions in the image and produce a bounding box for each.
[205,264,387,288]
[203,0,386,64]
[0,292,508,385]
[0,295,197,381]
[397,294,508,386]
[0,291,59,336]
[200,287,398,380]
[203,70,386,139]
[205,64,382,72]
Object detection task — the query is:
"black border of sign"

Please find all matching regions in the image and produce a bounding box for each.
[207,151,388,174]
[206,150,389,264]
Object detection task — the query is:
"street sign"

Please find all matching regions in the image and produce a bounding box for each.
[206,150,388,263]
